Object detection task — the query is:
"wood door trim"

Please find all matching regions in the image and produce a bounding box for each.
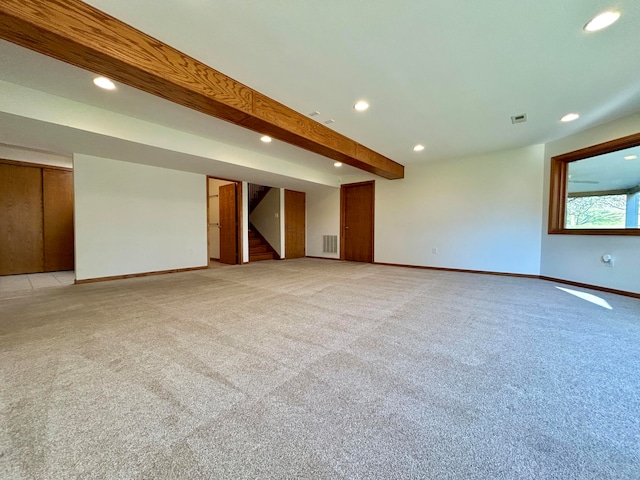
[0,158,72,172]
[236,182,243,264]
[370,183,375,263]
[206,176,210,267]
[340,181,374,262]
[208,177,243,265]
[341,180,377,188]
[0,0,404,180]
[340,188,345,261]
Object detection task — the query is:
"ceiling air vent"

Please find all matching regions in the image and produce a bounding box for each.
[511,113,527,124]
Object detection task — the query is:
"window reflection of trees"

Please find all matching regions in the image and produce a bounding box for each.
[566,195,626,228]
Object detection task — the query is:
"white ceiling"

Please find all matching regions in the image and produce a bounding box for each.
[1,0,640,184]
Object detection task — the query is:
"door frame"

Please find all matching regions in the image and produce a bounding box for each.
[340,180,375,263]
[1,159,74,275]
[207,176,243,265]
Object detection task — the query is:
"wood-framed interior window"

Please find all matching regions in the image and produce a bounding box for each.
[549,132,640,235]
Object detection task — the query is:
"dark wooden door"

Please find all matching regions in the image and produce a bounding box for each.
[219,183,237,264]
[341,181,374,263]
[0,163,44,275]
[43,169,74,271]
[285,190,305,258]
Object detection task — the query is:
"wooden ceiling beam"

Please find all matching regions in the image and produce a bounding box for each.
[0,0,404,179]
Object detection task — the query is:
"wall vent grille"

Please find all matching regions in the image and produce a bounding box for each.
[323,235,338,254]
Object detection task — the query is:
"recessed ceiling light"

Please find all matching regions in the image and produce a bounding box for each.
[584,11,621,32]
[561,113,580,123]
[624,155,638,160]
[260,135,272,143]
[93,76,116,90]
[334,162,343,167]
[413,144,425,152]
[354,100,369,111]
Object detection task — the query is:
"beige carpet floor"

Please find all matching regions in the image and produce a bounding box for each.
[1,259,639,479]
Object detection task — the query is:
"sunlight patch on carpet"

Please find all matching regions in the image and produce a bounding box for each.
[556,287,613,310]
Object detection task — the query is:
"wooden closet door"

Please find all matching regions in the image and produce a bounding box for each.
[0,163,44,275]
[341,181,374,263]
[43,169,74,271]
[219,183,238,264]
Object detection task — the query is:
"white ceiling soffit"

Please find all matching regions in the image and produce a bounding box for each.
[0,76,351,190]
[0,109,339,193]
[0,41,361,187]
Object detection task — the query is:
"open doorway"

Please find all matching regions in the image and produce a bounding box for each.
[207,177,243,265]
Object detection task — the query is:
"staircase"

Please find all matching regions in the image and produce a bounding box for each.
[249,228,275,262]
[249,184,272,213]
[248,183,278,262]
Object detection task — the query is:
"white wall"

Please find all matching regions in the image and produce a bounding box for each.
[249,187,282,257]
[306,145,544,273]
[541,112,640,294]
[74,154,207,280]
[374,145,545,274]
[306,186,341,259]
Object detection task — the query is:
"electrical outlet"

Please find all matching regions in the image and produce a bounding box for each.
[432,247,438,254]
